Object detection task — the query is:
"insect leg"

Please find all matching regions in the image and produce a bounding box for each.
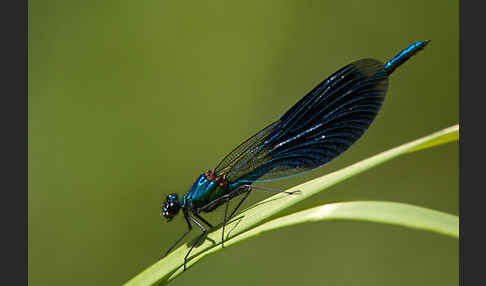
[184,214,208,271]
[163,211,192,257]
[194,185,298,250]
[193,213,214,229]
[228,187,252,219]
[197,184,249,213]
[221,196,230,248]
[221,185,299,239]
[243,184,300,195]
[221,187,252,248]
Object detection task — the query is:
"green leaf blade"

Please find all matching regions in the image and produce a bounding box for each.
[123,124,459,286]
[193,201,458,265]
[244,201,459,239]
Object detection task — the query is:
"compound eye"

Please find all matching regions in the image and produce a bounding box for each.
[167,193,178,203]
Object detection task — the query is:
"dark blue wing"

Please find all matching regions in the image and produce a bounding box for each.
[214,59,389,183]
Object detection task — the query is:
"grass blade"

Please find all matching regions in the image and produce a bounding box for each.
[123,124,459,286]
[223,201,459,245]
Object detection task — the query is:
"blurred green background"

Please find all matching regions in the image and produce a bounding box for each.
[29,0,458,285]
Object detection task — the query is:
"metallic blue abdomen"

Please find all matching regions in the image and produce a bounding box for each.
[384,40,429,74]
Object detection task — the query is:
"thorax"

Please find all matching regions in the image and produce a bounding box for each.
[181,170,234,209]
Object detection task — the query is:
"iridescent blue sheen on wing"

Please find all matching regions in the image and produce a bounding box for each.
[214,58,388,183]
[161,42,430,270]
